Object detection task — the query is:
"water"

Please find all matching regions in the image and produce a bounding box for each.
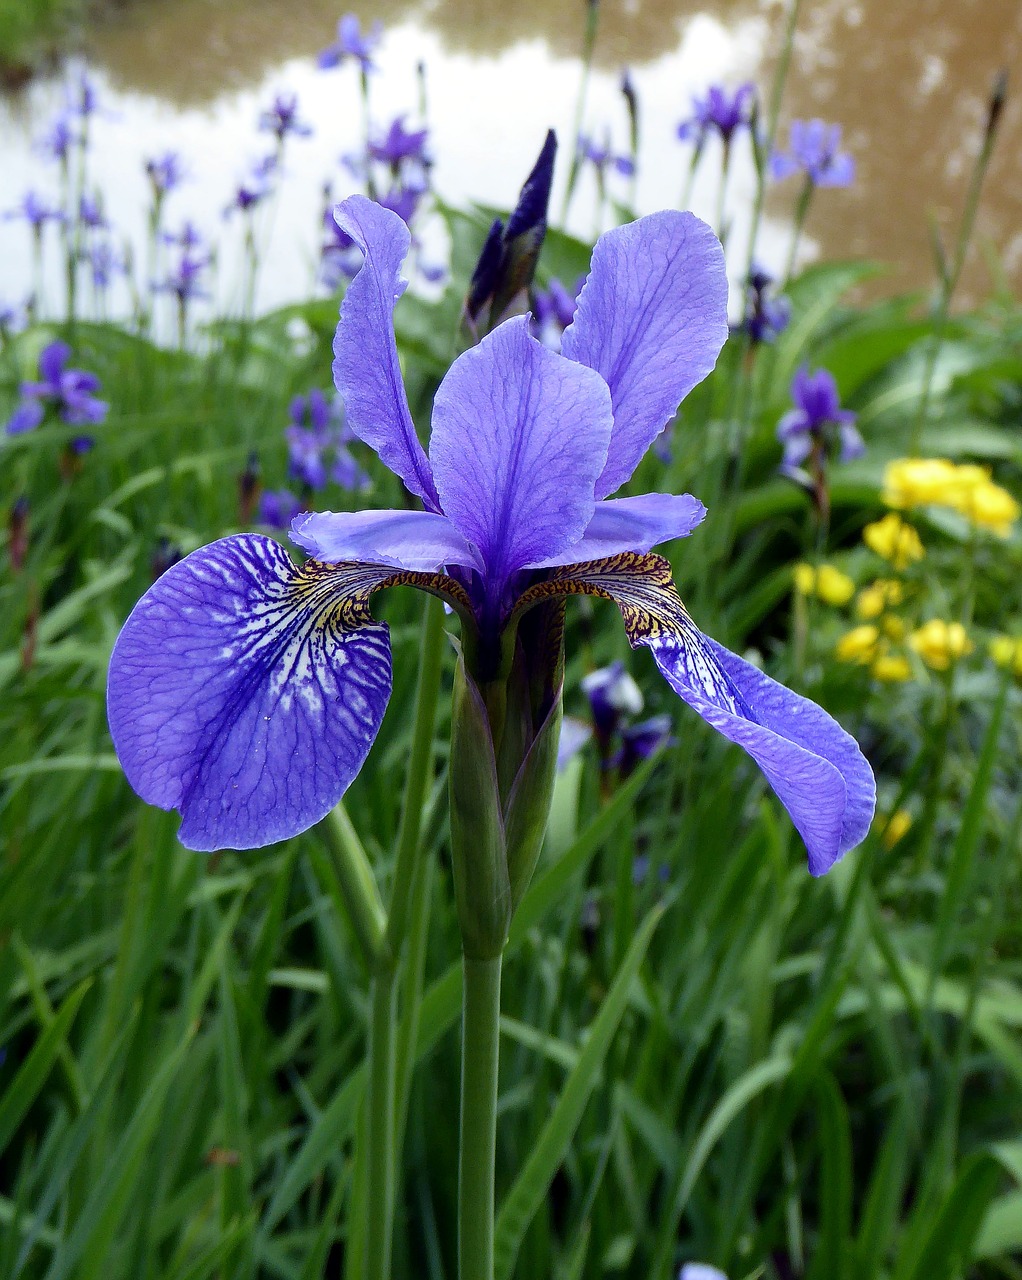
[2,0,1020,318]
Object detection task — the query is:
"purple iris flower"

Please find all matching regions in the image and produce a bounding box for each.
[37,115,75,164]
[286,390,372,491]
[738,265,790,344]
[618,714,674,774]
[89,241,128,289]
[146,151,187,196]
[0,299,27,336]
[581,660,644,742]
[777,366,863,471]
[67,68,100,119]
[318,14,382,73]
[577,132,635,178]
[259,93,313,143]
[770,119,855,187]
[5,191,63,231]
[5,341,108,435]
[155,249,210,304]
[286,390,332,489]
[162,220,205,252]
[677,83,755,148]
[107,196,874,870]
[368,116,430,168]
[258,489,305,530]
[78,194,107,230]
[532,276,583,349]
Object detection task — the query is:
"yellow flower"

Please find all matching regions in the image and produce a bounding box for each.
[876,809,912,849]
[989,635,1022,677]
[863,513,924,569]
[871,653,911,682]
[881,615,906,641]
[882,457,1019,537]
[883,458,961,509]
[960,481,1020,538]
[793,562,855,606]
[908,619,973,671]
[856,578,905,620]
[836,625,880,665]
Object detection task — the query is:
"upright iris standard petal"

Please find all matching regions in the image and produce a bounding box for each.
[430,314,614,601]
[107,535,394,851]
[526,493,706,568]
[514,554,875,874]
[561,211,729,498]
[291,508,482,573]
[332,197,441,511]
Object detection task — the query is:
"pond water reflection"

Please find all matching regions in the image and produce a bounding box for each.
[2,0,1020,316]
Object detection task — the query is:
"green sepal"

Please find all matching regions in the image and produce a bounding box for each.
[504,688,563,912]
[450,657,511,960]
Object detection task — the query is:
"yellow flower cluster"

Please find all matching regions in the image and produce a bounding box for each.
[856,578,904,621]
[883,457,1020,538]
[863,513,924,569]
[793,562,855,605]
[834,626,911,681]
[908,619,973,671]
[989,635,1022,678]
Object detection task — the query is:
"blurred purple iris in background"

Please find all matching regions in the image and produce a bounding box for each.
[285,389,370,492]
[5,341,108,436]
[145,151,187,196]
[259,93,313,144]
[259,488,305,530]
[770,119,855,187]
[107,195,874,870]
[368,116,430,170]
[777,365,863,473]
[5,191,63,232]
[677,83,755,148]
[532,276,584,349]
[318,14,382,73]
[739,265,790,344]
[577,132,635,179]
[37,115,75,164]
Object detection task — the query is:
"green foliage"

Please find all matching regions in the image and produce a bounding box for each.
[1,220,1021,1280]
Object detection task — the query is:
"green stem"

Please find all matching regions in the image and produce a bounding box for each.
[459,953,503,1280]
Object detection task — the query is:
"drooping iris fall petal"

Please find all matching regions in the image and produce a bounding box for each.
[107,536,393,850]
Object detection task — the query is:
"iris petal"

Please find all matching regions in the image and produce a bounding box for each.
[332,196,441,511]
[107,535,394,851]
[291,508,482,573]
[561,211,729,498]
[526,493,706,568]
[430,314,613,602]
[514,553,875,872]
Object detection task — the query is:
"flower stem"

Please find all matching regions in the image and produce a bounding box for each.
[459,953,503,1280]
